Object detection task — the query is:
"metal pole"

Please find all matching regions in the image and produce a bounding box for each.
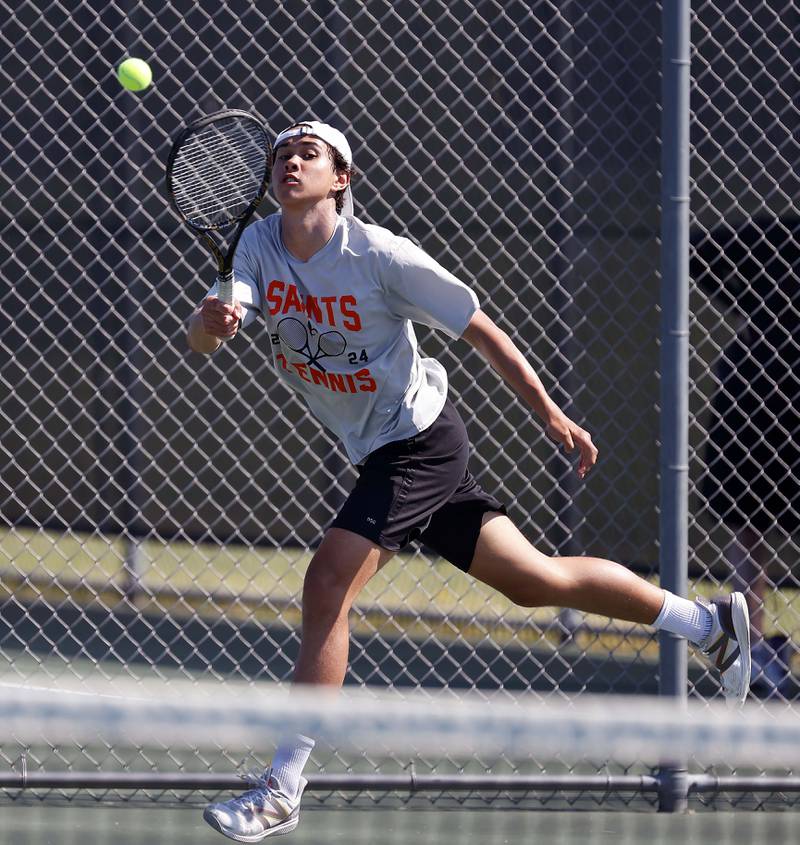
[658,0,691,814]
[118,6,150,597]
[0,770,661,793]
[4,769,800,795]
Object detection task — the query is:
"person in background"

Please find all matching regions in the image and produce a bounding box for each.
[694,216,800,698]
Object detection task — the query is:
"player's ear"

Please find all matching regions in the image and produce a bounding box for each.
[332,168,350,192]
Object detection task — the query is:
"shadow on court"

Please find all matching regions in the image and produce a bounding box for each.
[0,805,796,845]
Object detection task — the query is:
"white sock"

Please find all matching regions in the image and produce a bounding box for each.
[270,734,315,798]
[652,591,713,646]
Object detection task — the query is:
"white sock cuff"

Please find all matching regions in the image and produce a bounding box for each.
[653,591,670,628]
[291,734,316,750]
[271,734,315,798]
[653,590,713,645]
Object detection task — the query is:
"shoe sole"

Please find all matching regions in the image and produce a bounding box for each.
[730,592,751,703]
[203,808,299,842]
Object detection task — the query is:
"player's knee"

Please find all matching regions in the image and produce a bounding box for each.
[495,558,574,608]
[501,583,551,608]
[301,557,357,620]
[501,587,538,608]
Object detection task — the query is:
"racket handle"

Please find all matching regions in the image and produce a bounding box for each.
[217,269,235,306]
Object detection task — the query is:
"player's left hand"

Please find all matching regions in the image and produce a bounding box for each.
[545,413,598,479]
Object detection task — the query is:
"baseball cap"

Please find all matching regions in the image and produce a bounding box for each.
[273,121,354,215]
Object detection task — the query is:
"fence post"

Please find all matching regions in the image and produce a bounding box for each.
[658,0,691,813]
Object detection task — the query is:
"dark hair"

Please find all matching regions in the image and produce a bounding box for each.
[326,144,356,214]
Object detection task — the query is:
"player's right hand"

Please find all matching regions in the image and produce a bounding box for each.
[198,296,243,340]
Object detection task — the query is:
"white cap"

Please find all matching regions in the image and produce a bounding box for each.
[273,121,354,215]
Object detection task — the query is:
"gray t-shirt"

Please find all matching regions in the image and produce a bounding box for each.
[206,214,479,465]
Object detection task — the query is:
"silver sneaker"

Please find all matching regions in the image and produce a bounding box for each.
[698,592,751,704]
[203,770,307,842]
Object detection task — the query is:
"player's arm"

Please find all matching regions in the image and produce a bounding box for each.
[187,297,244,354]
[462,309,598,478]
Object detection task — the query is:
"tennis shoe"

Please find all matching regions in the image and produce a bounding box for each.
[697,592,751,704]
[203,770,306,842]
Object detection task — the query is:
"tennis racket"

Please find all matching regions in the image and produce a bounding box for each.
[165,109,271,306]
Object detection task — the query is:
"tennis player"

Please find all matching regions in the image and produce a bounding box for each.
[191,121,751,841]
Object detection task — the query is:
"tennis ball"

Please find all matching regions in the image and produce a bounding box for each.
[117,58,152,92]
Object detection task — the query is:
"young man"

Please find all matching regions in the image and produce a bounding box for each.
[189,121,751,841]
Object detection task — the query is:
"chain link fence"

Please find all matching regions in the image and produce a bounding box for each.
[689,0,799,707]
[0,0,796,807]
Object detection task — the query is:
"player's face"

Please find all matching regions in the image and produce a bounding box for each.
[272,137,348,209]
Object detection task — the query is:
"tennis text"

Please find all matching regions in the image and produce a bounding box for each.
[275,354,377,393]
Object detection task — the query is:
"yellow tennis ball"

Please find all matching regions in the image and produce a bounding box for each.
[117,58,152,92]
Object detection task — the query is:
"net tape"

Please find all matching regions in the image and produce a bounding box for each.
[3,679,799,768]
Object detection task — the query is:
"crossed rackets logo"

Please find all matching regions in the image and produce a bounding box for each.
[276,317,347,372]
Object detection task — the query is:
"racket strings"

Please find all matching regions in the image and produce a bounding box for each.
[175,135,264,188]
[171,119,268,228]
[176,177,256,217]
[172,159,261,218]
[175,125,265,175]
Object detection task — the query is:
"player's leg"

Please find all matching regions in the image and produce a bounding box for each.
[204,527,394,842]
[467,511,750,701]
[265,527,394,803]
[467,512,663,621]
[294,527,395,687]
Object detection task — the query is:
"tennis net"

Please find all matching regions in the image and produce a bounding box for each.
[1,674,800,816]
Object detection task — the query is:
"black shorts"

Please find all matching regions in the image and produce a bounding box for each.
[331,398,507,572]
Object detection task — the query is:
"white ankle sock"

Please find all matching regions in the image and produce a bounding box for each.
[652,591,712,646]
[270,734,315,799]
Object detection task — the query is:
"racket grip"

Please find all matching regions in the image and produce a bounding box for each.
[217,269,235,306]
